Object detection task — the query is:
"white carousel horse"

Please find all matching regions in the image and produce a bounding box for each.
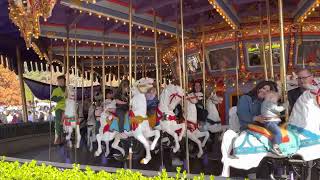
[63,86,81,148]
[204,92,228,133]
[112,77,160,164]
[156,84,186,153]
[94,100,120,157]
[184,92,210,158]
[220,84,320,177]
[86,92,103,151]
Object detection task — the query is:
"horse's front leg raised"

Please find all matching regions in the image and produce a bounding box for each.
[111,133,126,156]
[187,130,204,158]
[163,128,180,153]
[196,130,210,147]
[144,129,160,151]
[176,123,186,141]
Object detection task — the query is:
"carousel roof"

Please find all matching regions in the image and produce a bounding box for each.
[2,0,320,80]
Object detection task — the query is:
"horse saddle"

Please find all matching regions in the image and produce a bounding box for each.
[247,123,289,143]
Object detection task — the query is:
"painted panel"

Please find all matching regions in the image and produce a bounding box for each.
[296,40,320,65]
[207,46,237,71]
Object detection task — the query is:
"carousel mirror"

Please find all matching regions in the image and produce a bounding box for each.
[207,46,237,71]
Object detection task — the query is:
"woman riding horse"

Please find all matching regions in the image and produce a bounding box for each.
[192,80,208,123]
[237,81,278,131]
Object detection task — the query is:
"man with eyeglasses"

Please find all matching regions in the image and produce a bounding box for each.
[288,69,314,113]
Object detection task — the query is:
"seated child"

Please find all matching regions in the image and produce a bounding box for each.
[261,91,287,156]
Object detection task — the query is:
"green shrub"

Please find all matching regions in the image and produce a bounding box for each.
[0,157,217,180]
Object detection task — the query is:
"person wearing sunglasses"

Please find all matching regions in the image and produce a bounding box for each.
[288,69,314,113]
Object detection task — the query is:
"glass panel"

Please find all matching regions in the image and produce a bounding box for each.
[247,42,282,67]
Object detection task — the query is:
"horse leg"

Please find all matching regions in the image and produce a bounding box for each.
[94,133,102,156]
[104,140,110,157]
[165,129,180,153]
[176,123,186,141]
[188,131,203,158]
[199,131,210,147]
[66,127,72,148]
[111,134,125,156]
[75,125,81,148]
[144,129,160,151]
[135,133,152,164]
[87,127,91,147]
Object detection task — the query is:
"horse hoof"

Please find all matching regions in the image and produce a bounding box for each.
[197,151,203,158]
[173,146,179,153]
[94,151,101,157]
[140,158,151,164]
[104,152,110,157]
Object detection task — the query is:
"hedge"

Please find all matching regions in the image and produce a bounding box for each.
[0,157,215,180]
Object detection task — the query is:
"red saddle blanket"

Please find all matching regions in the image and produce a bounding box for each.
[247,124,289,143]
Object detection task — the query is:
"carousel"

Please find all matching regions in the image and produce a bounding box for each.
[2,0,320,179]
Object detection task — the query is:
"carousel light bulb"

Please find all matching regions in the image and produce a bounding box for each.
[107,17,110,20]
[89,12,92,16]
[317,3,319,7]
[138,26,141,29]
[115,19,118,23]
[54,38,57,41]
[108,43,111,46]
[79,10,82,13]
[98,15,102,18]
[123,22,126,25]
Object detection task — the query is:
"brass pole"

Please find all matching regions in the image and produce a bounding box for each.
[48,40,53,160]
[117,47,120,85]
[90,48,94,103]
[235,32,240,101]
[300,24,305,68]
[81,62,84,109]
[259,3,268,81]
[266,0,274,80]
[159,48,162,86]
[74,26,78,162]
[63,42,66,74]
[154,11,160,97]
[102,43,106,106]
[176,20,182,87]
[134,34,137,80]
[201,30,206,107]
[66,27,70,85]
[180,0,189,174]
[16,46,28,122]
[278,0,288,121]
[128,0,133,169]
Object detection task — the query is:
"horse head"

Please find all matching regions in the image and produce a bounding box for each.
[208,91,223,104]
[159,84,184,114]
[133,77,154,94]
[67,86,76,100]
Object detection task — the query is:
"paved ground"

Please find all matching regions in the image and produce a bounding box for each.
[10,137,224,176]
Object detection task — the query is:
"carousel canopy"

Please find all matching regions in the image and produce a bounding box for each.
[3,0,320,83]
